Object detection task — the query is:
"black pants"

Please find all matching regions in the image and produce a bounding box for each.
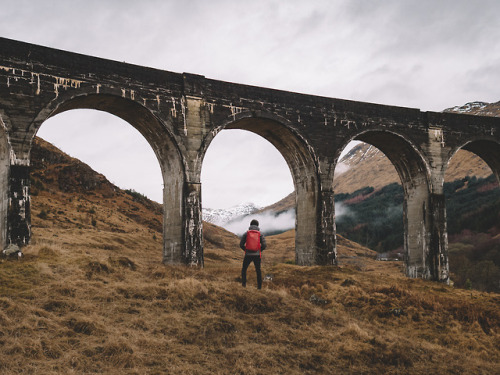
[241,255,262,289]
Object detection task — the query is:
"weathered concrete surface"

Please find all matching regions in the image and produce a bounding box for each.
[1,37,499,282]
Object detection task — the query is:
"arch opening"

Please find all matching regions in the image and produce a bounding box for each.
[333,131,433,278]
[38,110,163,203]
[333,140,404,262]
[201,129,295,265]
[201,116,320,266]
[444,141,500,292]
[27,94,185,263]
[353,131,429,193]
[461,140,500,185]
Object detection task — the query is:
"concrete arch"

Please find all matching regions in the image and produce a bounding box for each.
[30,93,186,263]
[335,129,430,192]
[333,130,447,280]
[200,111,323,265]
[447,138,500,185]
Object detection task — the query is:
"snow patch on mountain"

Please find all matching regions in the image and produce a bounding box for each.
[202,202,259,226]
[444,101,489,113]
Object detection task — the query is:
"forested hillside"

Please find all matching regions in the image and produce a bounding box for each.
[335,176,500,292]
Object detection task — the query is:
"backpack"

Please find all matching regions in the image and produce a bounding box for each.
[245,230,261,252]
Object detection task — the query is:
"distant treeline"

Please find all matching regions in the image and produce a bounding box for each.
[335,175,500,292]
[335,183,404,253]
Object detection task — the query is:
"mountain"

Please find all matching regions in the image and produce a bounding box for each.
[2,137,498,374]
[444,101,490,114]
[259,146,494,222]
[202,202,259,226]
[262,142,495,216]
[444,100,500,116]
[30,137,164,233]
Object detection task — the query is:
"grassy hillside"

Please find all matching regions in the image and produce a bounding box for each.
[0,137,498,374]
[333,176,500,292]
[2,229,499,374]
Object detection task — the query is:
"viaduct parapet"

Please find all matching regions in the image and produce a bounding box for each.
[1,37,499,282]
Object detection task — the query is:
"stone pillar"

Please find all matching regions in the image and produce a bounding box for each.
[316,189,337,265]
[404,185,431,279]
[404,187,449,282]
[162,174,184,265]
[183,181,203,266]
[0,133,9,249]
[428,193,449,282]
[294,178,319,266]
[404,189,449,283]
[8,164,31,246]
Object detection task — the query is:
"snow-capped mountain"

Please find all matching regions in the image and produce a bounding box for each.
[202,202,259,226]
[443,100,500,117]
[444,101,489,113]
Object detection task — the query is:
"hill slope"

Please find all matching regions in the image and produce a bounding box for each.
[0,137,497,374]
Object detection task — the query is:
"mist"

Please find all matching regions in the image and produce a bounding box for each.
[335,162,350,175]
[223,201,352,236]
[223,209,297,236]
[335,202,351,222]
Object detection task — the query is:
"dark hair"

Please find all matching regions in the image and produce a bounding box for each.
[250,219,259,226]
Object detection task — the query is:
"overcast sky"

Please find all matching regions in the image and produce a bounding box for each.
[1,0,499,208]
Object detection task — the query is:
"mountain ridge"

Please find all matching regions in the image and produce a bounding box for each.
[444,100,500,116]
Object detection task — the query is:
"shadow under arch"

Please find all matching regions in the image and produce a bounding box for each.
[200,111,321,265]
[33,93,186,263]
[350,130,430,193]
[334,130,442,279]
[443,138,500,291]
[450,138,500,185]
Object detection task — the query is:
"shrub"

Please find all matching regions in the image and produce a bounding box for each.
[125,189,148,202]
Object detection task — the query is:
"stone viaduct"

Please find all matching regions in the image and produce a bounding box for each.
[0,37,499,282]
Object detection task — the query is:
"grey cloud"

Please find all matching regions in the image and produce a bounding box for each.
[462,61,500,103]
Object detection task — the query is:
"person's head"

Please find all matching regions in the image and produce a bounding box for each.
[250,219,259,227]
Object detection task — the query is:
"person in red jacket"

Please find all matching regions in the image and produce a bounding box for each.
[240,219,267,289]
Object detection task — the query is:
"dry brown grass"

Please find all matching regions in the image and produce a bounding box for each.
[1,138,497,374]
[1,194,498,374]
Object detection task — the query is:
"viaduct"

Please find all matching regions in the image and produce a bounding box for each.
[1,37,499,283]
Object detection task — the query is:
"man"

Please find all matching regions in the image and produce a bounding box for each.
[240,219,267,289]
